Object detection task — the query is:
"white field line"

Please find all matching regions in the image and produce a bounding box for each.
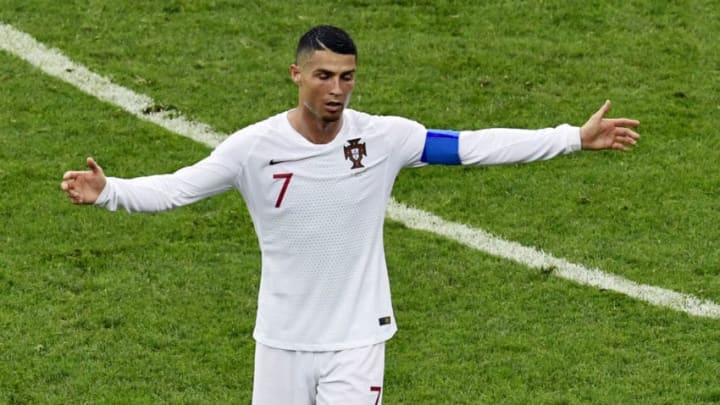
[387,200,720,319]
[2,21,719,320]
[0,22,225,148]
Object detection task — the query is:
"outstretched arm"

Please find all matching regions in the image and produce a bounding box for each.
[580,100,640,151]
[61,157,106,204]
[413,100,640,168]
[59,129,251,212]
[60,155,238,212]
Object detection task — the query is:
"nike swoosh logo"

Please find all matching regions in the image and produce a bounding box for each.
[268,156,315,166]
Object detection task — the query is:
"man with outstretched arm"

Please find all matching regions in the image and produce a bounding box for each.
[61,25,639,405]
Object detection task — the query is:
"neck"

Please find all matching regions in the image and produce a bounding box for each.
[288,107,343,145]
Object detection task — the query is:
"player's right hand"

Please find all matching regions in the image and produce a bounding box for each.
[60,157,107,204]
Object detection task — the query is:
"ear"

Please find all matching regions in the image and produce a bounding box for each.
[289,64,302,86]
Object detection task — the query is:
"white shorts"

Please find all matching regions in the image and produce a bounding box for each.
[252,342,385,405]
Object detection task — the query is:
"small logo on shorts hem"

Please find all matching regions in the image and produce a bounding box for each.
[378,316,391,326]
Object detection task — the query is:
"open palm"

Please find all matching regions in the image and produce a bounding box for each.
[580,100,640,151]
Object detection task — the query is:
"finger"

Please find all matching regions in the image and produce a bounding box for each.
[86,157,102,175]
[608,118,640,128]
[615,132,638,147]
[612,142,628,152]
[616,127,640,140]
[618,135,637,146]
[594,100,611,119]
[62,170,87,181]
[65,188,79,201]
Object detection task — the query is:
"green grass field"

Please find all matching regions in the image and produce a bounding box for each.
[2,1,720,403]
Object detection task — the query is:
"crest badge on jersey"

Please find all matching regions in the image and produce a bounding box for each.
[343,138,367,169]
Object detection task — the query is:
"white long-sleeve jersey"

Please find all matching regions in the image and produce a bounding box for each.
[96,108,581,351]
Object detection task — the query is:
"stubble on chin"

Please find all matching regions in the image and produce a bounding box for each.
[322,111,342,123]
[302,102,341,124]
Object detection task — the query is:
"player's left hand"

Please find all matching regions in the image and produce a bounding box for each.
[580,100,640,151]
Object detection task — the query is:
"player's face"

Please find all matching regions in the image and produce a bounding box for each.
[291,50,356,123]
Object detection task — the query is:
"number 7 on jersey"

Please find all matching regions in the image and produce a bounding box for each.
[272,173,293,208]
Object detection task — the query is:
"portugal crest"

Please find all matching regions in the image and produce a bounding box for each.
[343,138,367,169]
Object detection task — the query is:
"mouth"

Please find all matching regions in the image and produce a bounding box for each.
[325,101,343,113]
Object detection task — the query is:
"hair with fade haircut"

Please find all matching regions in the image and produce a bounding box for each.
[295,25,357,64]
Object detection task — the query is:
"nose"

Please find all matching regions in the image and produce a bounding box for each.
[330,77,342,96]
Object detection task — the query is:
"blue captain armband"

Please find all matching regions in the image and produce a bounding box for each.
[421,129,461,165]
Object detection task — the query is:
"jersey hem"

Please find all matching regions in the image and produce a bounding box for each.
[253,327,397,352]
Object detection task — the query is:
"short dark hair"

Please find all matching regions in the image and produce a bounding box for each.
[296,25,357,64]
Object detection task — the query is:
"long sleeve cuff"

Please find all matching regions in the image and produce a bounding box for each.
[94,178,114,209]
[565,125,582,153]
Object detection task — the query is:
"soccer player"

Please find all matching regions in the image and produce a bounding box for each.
[61,25,639,405]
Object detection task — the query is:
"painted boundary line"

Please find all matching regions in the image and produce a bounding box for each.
[3,21,719,319]
[0,22,225,148]
[387,200,720,319]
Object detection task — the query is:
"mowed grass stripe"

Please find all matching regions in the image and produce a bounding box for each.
[2,21,718,320]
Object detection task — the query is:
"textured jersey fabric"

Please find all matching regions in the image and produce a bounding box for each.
[96,108,580,351]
